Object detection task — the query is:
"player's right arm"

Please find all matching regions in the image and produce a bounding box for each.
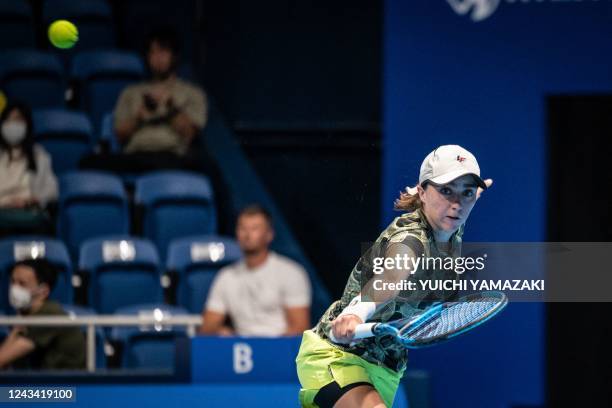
[331,240,419,343]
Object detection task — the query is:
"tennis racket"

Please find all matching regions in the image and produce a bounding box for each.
[329,291,507,348]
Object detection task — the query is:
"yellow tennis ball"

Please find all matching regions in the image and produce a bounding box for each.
[48,20,79,49]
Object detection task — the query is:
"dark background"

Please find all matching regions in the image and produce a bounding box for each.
[199,0,383,297]
[547,95,612,407]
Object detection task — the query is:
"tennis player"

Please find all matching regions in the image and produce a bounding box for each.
[296,145,492,407]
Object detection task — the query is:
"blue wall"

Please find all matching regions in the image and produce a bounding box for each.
[383,1,612,407]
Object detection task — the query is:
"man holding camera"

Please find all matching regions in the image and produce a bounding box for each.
[114,27,206,159]
[80,27,230,231]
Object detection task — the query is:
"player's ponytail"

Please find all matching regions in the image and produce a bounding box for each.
[394,188,422,212]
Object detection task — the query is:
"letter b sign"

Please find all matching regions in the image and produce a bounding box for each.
[233,342,253,374]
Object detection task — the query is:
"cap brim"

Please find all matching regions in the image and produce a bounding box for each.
[428,170,487,189]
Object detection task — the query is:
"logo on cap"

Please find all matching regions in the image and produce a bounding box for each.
[456,155,467,163]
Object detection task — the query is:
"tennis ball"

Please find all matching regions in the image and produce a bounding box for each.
[48,20,79,49]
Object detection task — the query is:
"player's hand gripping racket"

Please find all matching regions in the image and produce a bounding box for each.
[329,291,507,349]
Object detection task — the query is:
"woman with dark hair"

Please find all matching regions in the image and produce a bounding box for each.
[0,102,58,234]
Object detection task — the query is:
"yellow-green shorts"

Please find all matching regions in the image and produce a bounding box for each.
[295,330,403,407]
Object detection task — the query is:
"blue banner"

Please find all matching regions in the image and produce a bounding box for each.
[191,336,302,383]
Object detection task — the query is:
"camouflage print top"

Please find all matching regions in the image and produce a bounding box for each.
[313,208,464,372]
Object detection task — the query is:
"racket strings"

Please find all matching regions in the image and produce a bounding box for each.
[402,299,501,340]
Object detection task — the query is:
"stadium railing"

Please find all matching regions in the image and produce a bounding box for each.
[0,314,201,372]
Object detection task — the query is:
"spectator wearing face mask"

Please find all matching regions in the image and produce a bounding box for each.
[0,102,58,236]
[0,259,85,370]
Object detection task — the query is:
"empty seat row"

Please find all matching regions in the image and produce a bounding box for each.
[58,171,217,261]
[0,49,144,129]
[0,234,241,314]
[33,108,94,174]
[31,108,173,175]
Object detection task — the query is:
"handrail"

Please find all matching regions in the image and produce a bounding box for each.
[0,315,202,373]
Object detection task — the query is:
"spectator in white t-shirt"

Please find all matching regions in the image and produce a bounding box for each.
[199,205,311,336]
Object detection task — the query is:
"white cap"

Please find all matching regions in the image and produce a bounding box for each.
[418,145,486,189]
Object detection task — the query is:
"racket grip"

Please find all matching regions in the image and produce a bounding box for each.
[328,323,378,344]
[353,323,378,339]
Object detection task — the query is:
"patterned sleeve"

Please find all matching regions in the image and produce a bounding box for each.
[359,233,424,303]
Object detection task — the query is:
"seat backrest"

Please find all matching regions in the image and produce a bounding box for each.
[167,235,241,313]
[110,303,189,369]
[79,236,162,313]
[43,0,115,50]
[136,171,217,260]
[33,109,93,174]
[0,50,65,108]
[58,171,129,259]
[71,51,144,131]
[0,236,73,311]
[0,1,35,49]
[123,332,183,369]
[99,111,120,153]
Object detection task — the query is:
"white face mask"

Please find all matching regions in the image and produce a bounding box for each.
[2,121,27,146]
[9,284,32,310]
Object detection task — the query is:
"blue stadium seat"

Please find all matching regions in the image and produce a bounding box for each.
[0,236,73,313]
[71,51,144,133]
[99,112,120,153]
[167,235,241,313]
[135,171,217,261]
[110,303,190,369]
[0,1,35,49]
[43,0,115,51]
[58,172,129,260]
[33,109,93,174]
[0,50,65,108]
[61,304,107,368]
[79,237,162,314]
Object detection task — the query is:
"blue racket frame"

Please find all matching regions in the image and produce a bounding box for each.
[351,291,508,349]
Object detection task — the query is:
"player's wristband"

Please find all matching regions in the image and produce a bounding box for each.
[338,295,376,323]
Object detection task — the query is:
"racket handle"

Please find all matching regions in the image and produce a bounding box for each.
[328,323,378,344]
[353,323,378,339]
